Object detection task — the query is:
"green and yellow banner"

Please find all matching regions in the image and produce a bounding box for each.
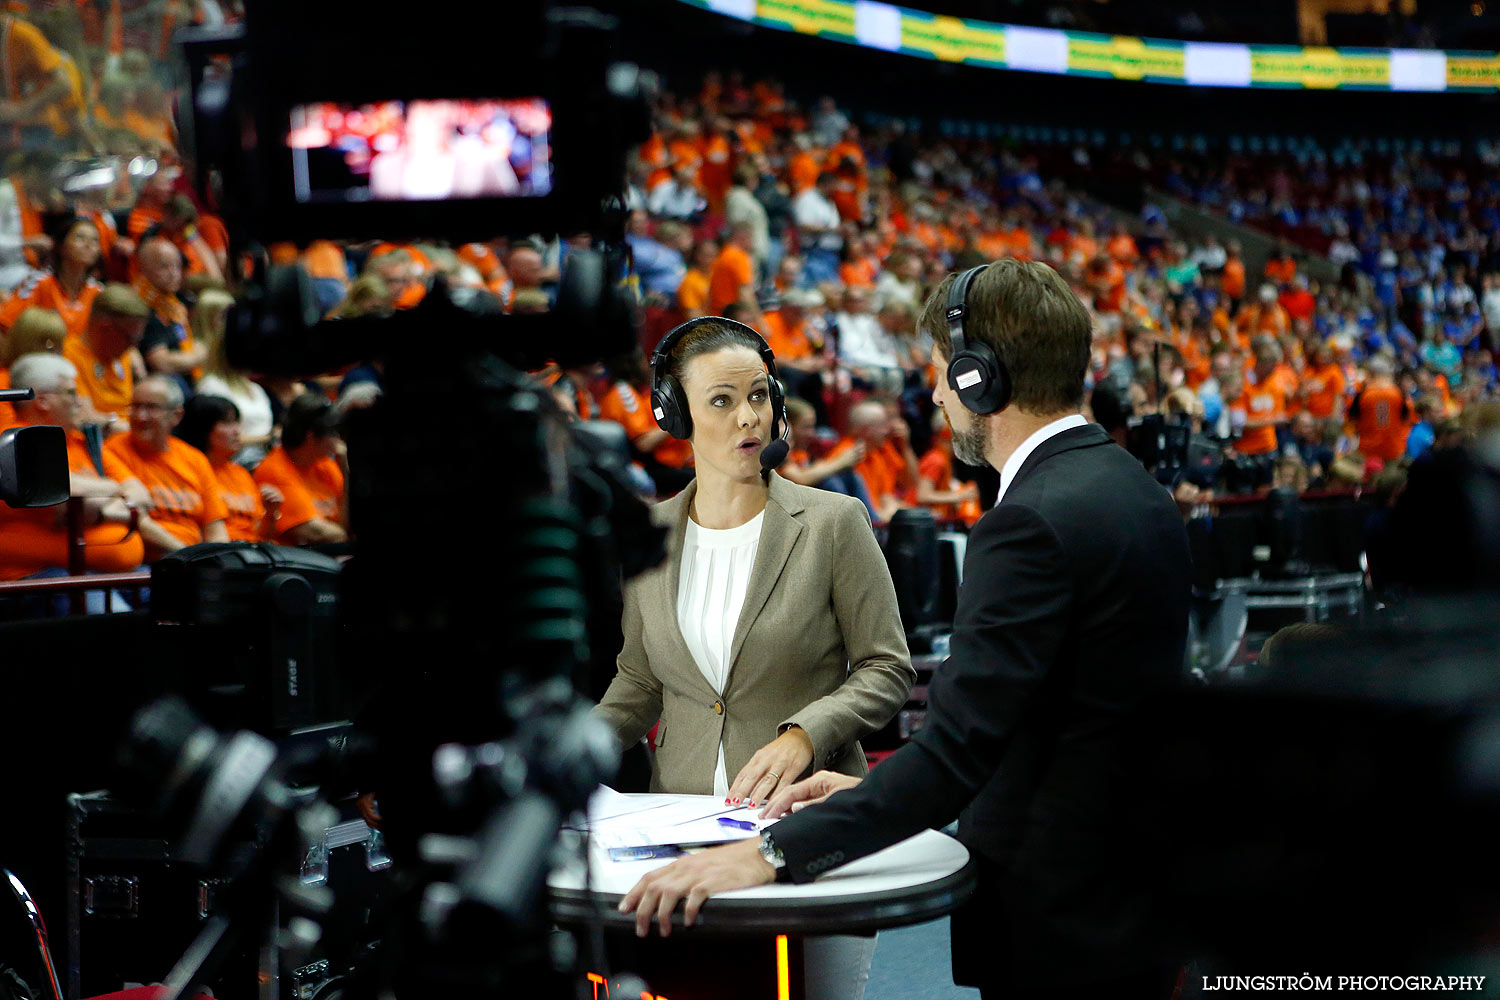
[676,0,1490,92]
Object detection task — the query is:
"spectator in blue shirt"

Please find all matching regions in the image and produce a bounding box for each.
[1420,329,1462,382]
[1405,395,1442,460]
[1286,412,1335,486]
[623,210,686,299]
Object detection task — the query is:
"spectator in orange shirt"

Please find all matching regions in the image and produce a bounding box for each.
[698,117,733,213]
[1066,218,1099,266]
[760,288,823,369]
[838,234,877,288]
[677,239,715,318]
[1299,342,1347,420]
[1232,338,1290,469]
[1279,274,1316,323]
[64,282,148,429]
[599,350,695,495]
[253,393,348,546]
[1002,213,1035,261]
[828,400,917,522]
[708,223,756,314]
[103,374,229,556]
[126,165,175,242]
[154,193,227,285]
[1235,284,1290,345]
[1223,240,1247,308]
[787,135,821,194]
[0,214,102,337]
[777,396,871,514]
[1348,356,1411,463]
[917,419,982,526]
[175,394,280,543]
[1264,243,1297,286]
[0,13,74,139]
[0,354,149,599]
[1106,223,1139,267]
[135,235,203,385]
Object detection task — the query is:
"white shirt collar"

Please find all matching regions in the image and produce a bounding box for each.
[997,414,1089,504]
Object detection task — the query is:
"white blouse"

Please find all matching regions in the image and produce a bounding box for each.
[677,510,764,797]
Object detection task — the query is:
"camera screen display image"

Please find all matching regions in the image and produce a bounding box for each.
[287,98,553,203]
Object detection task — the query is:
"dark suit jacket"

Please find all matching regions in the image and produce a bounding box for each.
[771,423,1191,989]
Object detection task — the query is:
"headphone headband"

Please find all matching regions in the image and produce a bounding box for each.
[650,316,779,385]
[946,264,988,358]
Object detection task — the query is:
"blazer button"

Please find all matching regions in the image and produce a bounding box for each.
[712,700,724,715]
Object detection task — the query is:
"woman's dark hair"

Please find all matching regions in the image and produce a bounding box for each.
[175,394,240,455]
[664,319,766,390]
[282,392,338,450]
[45,213,100,277]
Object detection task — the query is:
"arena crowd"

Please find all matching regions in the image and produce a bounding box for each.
[0,0,1493,598]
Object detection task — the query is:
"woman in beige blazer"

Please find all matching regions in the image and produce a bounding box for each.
[594,318,914,806]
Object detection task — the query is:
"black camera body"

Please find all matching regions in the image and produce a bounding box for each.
[180,1,650,243]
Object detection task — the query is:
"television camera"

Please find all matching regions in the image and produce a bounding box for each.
[90,2,670,997]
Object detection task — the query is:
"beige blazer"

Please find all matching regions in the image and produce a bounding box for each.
[595,473,915,794]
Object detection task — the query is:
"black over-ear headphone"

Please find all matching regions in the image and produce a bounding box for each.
[945,264,1012,415]
[649,316,788,455]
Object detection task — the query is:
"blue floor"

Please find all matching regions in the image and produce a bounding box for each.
[866,916,982,1000]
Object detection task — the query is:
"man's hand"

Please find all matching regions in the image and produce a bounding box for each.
[120,479,153,512]
[617,838,775,937]
[728,726,813,806]
[759,770,863,819]
[889,416,912,449]
[259,484,283,517]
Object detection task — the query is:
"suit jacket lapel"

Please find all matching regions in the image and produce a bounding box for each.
[656,481,715,698]
[1007,423,1112,498]
[728,475,805,674]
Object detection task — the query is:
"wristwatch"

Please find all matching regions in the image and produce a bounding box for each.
[758,830,786,875]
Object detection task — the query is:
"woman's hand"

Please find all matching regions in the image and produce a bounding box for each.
[727,726,814,806]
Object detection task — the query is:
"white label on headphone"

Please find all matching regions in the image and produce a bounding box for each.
[955,370,983,390]
[653,407,665,420]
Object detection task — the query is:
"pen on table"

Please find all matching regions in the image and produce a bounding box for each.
[717,817,757,831]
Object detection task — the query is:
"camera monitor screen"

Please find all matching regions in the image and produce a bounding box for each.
[287,98,552,203]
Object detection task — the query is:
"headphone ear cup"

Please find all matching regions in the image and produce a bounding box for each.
[949,344,1011,415]
[652,374,692,440]
[974,360,1012,414]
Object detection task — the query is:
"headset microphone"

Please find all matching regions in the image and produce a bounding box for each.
[760,429,791,472]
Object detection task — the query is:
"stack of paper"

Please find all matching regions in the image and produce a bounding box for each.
[577,788,777,857]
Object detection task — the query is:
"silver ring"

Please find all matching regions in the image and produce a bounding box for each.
[767,771,781,780]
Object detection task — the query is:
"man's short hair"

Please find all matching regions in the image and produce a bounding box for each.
[10,353,77,395]
[282,392,338,450]
[91,282,150,322]
[140,373,185,410]
[922,259,1092,415]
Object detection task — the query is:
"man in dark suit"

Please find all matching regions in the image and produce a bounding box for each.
[620,259,1192,1000]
